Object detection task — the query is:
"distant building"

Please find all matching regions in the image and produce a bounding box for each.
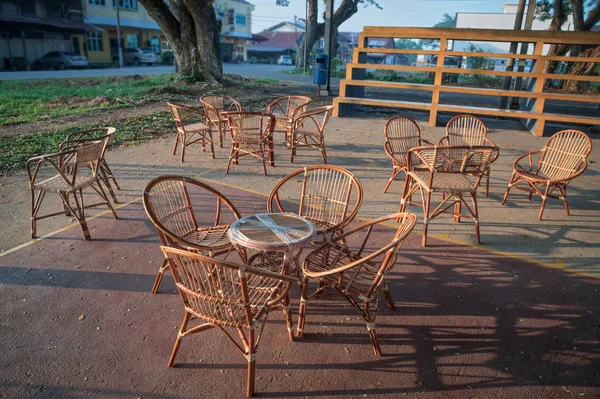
[0,0,94,70]
[83,0,164,65]
[214,0,257,62]
[339,32,407,65]
[247,21,305,63]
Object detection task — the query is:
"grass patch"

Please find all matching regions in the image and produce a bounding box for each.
[0,111,173,174]
[0,74,176,126]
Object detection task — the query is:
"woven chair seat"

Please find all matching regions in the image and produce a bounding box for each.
[293,128,319,137]
[33,173,96,192]
[303,244,380,298]
[184,122,210,132]
[514,168,557,182]
[181,225,232,249]
[410,170,476,192]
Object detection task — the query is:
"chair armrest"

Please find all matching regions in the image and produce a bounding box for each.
[420,139,435,146]
[244,264,298,307]
[484,138,500,163]
[26,149,77,186]
[514,149,543,173]
[438,136,449,146]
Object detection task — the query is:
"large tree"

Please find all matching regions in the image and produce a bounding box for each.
[536,0,600,91]
[277,0,382,69]
[138,0,222,81]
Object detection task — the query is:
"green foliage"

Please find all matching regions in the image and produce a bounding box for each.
[433,13,456,28]
[393,39,423,64]
[161,51,174,65]
[466,43,490,70]
[0,112,174,174]
[0,74,175,126]
[186,63,206,83]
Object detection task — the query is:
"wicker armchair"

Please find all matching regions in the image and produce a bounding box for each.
[161,246,297,397]
[440,114,499,196]
[27,137,119,240]
[383,116,433,193]
[59,127,119,203]
[267,165,363,242]
[502,129,592,220]
[142,175,242,293]
[399,145,496,246]
[298,213,417,356]
[265,95,311,146]
[224,111,275,176]
[200,95,242,148]
[167,103,214,162]
[290,105,334,164]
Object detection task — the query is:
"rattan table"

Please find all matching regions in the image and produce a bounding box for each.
[227,212,316,275]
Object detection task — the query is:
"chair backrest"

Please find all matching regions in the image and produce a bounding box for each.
[200,95,241,122]
[224,111,274,143]
[538,129,592,181]
[445,114,487,146]
[267,165,363,237]
[267,96,312,119]
[161,246,294,328]
[293,105,334,135]
[60,127,117,150]
[167,103,206,132]
[407,145,496,187]
[384,116,422,165]
[142,175,241,249]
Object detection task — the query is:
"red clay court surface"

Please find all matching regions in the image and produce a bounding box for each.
[1,182,599,398]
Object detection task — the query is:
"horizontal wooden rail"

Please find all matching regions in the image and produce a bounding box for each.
[337,26,600,136]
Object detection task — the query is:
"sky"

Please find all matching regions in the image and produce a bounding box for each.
[249,0,519,33]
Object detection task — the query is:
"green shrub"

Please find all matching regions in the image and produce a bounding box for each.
[161,51,174,65]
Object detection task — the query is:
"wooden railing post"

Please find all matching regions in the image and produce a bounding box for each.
[429,36,447,126]
[526,40,546,136]
[347,33,367,98]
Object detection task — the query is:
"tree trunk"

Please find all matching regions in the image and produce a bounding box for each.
[138,0,222,81]
[563,45,600,93]
[296,0,318,69]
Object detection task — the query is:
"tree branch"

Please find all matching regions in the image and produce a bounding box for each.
[137,0,180,40]
[583,1,600,30]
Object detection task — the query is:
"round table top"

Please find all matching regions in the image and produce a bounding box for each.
[228,213,316,251]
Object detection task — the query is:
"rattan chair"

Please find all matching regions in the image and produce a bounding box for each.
[167,103,214,162]
[298,213,417,356]
[502,129,592,220]
[59,127,120,203]
[27,137,119,240]
[200,95,242,148]
[440,115,498,196]
[224,111,275,176]
[267,165,363,242]
[383,116,433,193]
[399,145,496,246]
[265,95,311,146]
[161,246,297,397]
[142,175,242,293]
[290,105,334,164]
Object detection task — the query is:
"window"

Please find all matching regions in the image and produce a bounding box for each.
[86,31,103,52]
[149,36,160,53]
[127,34,139,48]
[89,0,106,5]
[112,0,137,10]
[235,15,246,26]
[227,9,234,25]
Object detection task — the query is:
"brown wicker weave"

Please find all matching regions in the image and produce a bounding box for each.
[167,103,214,162]
[399,145,496,246]
[200,95,242,148]
[298,213,417,356]
[502,129,592,220]
[440,114,499,196]
[383,116,433,193]
[267,165,363,242]
[224,111,275,176]
[265,95,311,146]
[161,246,297,397]
[142,175,242,293]
[290,105,334,164]
[59,127,120,203]
[27,136,119,240]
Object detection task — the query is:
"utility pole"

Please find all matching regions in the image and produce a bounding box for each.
[499,0,526,109]
[323,0,334,95]
[303,0,308,73]
[510,0,536,109]
[294,15,298,64]
[116,0,123,68]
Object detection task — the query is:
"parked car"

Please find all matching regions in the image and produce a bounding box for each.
[277,55,293,66]
[112,48,156,66]
[33,52,88,70]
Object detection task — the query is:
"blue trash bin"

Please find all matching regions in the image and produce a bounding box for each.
[313,54,328,85]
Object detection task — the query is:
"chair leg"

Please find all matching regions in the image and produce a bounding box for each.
[94,181,118,220]
[172,132,180,156]
[208,131,215,159]
[260,144,267,176]
[151,258,169,294]
[30,189,45,239]
[72,190,91,241]
[383,286,396,311]
[485,166,491,197]
[502,171,516,205]
[471,192,480,244]
[226,145,236,174]
[246,329,256,397]
[368,325,382,356]
[297,277,309,337]
[559,185,570,216]
[422,190,432,247]
[102,161,121,190]
[453,194,461,223]
[290,133,296,164]
[100,170,118,203]
[321,140,327,164]
[539,184,551,220]
[180,134,186,163]
[398,175,412,213]
[282,294,294,342]
[383,169,401,194]
[168,311,191,367]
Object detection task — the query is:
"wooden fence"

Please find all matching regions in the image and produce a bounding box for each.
[333,27,600,136]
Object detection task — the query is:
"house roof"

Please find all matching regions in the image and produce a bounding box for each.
[248,31,303,51]
[0,15,97,32]
[261,21,306,32]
